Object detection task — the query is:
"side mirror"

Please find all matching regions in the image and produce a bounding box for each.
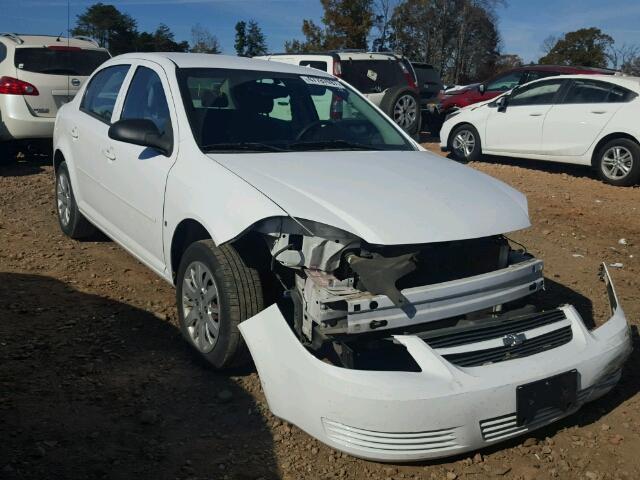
[496,96,508,112]
[108,119,172,156]
[478,84,486,94]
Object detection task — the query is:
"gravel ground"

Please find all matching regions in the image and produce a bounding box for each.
[1,143,639,480]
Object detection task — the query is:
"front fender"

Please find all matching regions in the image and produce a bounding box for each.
[162,147,286,270]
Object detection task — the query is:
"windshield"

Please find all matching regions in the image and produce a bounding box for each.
[177,68,415,153]
[14,48,110,76]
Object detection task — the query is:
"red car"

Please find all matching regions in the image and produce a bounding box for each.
[427,65,615,134]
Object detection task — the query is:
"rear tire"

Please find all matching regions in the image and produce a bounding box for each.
[596,138,640,187]
[176,240,264,369]
[449,124,482,162]
[55,161,97,239]
[380,87,420,135]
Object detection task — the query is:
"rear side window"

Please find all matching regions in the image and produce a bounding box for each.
[0,42,6,64]
[121,66,171,135]
[340,59,404,94]
[14,47,110,76]
[81,65,129,123]
[563,80,636,104]
[299,60,328,72]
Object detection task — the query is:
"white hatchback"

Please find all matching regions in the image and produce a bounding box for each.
[440,74,640,186]
[53,53,631,462]
[0,33,110,157]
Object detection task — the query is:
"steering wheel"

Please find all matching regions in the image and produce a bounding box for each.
[295,120,339,141]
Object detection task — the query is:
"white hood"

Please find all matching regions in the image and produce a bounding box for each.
[211,150,530,245]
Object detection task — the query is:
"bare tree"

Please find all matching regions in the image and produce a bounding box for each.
[540,35,557,57]
[372,0,396,51]
[190,24,221,54]
[607,43,639,70]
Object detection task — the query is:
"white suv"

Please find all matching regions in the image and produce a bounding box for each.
[0,33,110,158]
[53,53,630,463]
[256,51,421,135]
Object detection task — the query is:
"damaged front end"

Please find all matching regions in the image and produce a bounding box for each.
[239,217,632,461]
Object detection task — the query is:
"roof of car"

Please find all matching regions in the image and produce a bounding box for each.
[0,33,104,49]
[528,73,640,91]
[510,64,615,74]
[114,52,336,77]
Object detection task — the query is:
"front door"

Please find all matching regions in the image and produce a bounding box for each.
[98,61,178,273]
[484,79,566,154]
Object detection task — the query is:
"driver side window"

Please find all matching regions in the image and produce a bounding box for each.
[508,80,564,107]
[120,66,171,135]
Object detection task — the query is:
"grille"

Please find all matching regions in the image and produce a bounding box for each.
[424,309,567,349]
[322,419,460,455]
[442,325,573,367]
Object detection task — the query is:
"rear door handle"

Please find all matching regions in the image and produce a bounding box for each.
[529,113,543,117]
[102,148,116,161]
[591,110,607,114]
[70,127,79,139]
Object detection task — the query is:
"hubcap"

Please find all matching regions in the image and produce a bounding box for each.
[56,173,72,227]
[181,261,220,353]
[393,94,417,129]
[601,146,633,180]
[452,130,476,158]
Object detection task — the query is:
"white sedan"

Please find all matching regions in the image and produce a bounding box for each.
[53,53,631,462]
[440,74,640,186]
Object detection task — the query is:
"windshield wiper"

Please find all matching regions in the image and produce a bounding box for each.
[287,140,380,151]
[201,142,289,153]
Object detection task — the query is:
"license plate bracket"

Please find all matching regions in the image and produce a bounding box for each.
[516,369,578,426]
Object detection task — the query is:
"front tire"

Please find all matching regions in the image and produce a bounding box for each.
[596,138,640,186]
[55,161,97,239]
[176,240,264,369]
[450,124,482,162]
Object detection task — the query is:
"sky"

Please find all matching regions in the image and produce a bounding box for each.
[0,0,639,63]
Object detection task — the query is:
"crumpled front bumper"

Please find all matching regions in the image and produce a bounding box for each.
[239,265,632,462]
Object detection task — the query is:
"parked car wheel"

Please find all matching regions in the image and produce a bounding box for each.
[176,239,264,369]
[55,162,97,239]
[381,88,420,135]
[450,124,482,161]
[596,138,640,187]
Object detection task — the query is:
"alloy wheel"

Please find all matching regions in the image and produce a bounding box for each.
[181,261,221,353]
[56,173,72,227]
[601,146,633,180]
[452,130,476,158]
[393,94,417,130]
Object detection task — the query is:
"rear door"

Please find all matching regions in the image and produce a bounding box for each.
[484,79,566,154]
[541,79,631,156]
[72,64,130,214]
[14,46,110,117]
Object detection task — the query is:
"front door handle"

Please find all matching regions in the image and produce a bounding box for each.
[591,110,607,114]
[70,127,79,139]
[102,148,116,161]
[529,113,543,117]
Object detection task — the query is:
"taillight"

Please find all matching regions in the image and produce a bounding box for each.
[0,76,39,96]
[330,93,343,120]
[333,60,342,77]
[399,63,417,89]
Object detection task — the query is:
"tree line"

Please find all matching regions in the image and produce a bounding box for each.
[72,1,640,85]
[72,2,266,57]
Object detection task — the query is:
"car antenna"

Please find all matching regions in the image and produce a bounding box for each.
[56,32,63,42]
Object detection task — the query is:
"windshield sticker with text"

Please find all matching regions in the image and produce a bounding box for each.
[300,75,345,89]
